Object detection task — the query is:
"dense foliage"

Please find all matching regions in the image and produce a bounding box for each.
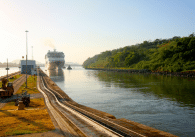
[83,33,195,72]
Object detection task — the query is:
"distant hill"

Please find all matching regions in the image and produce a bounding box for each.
[83,33,195,72]
[0,59,81,67]
[11,59,21,64]
[11,59,44,65]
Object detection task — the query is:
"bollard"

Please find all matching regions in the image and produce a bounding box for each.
[18,101,25,110]
[15,99,19,106]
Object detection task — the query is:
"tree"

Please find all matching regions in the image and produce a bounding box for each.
[125,52,140,67]
[113,52,126,67]
[189,33,195,37]
[188,37,195,49]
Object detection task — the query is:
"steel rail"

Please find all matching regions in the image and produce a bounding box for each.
[12,75,24,85]
[38,78,79,136]
[0,71,21,81]
[13,75,29,94]
[37,70,88,137]
[42,75,145,137]
[0,74,27,108]
[39,68,147,137]
[38,69,121,137]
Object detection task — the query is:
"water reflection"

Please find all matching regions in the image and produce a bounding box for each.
[0,67,20,77]
[92,71,195,107]
[46,69,65,82]
[44,67,195,136]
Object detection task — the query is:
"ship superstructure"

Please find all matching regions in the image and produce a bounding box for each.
[45,49,65,70]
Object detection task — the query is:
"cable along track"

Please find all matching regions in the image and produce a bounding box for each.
[38,70,120,137]
[38,69,147,137]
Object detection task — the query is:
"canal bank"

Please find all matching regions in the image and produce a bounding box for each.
[85,67,195,77]
[39,68,177,136]
[48,66,195,136]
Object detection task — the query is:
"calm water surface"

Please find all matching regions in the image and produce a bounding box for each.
[1,67,194,136]
[0,67,20,77]
[44,66,195,137]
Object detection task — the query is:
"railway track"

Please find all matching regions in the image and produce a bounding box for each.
[38,69,147,137]
[0,71,21,81]
[0,74,28,108]
[12,74,29,94]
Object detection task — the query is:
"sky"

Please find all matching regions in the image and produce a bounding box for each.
[0,0,194,64]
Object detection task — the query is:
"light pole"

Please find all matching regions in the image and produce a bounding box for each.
[25,30,28,88]
[6,58,9,82]
[32,46,33,60]
[31,46,33,76]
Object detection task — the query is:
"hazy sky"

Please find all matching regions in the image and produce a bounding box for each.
[0,0,194,64]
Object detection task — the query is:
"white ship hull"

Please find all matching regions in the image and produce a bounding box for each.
[45,49,65,70]
[46,61,65,70]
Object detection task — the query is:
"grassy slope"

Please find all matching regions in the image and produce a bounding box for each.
[16,75,39,94]
[0,75,55,136]
[0,98,55,136]
[84,36,195,72]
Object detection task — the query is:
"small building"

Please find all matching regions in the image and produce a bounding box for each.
[20,60,37,75]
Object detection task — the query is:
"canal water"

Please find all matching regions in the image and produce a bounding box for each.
[44,66,195,137]
[1,66,195,136]
[0,67,20,77]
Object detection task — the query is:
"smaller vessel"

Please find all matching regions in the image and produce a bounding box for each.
[67,65,72,70]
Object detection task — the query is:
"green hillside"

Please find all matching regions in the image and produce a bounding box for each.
[83,33,195,72]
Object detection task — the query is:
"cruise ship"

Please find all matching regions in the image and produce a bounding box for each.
[45,49,65,70]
